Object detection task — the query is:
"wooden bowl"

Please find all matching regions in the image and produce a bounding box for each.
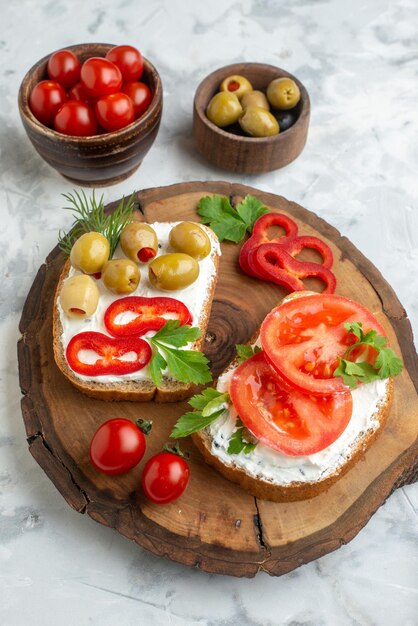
[193,63,310,174]
[18,43,163,186]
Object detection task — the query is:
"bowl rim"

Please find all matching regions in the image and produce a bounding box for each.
[18,42,162,143]
[193,62,310,144]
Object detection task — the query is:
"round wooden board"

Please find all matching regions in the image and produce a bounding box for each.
[18,182,418,578]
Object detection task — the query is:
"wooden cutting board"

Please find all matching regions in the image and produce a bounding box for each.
[18,182,418,578]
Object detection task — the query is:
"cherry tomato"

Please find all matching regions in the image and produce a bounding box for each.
[122,81,152,118]
[95,93,135,132]
[66,331,152,375]
[80,57,122,99]
[260,294,388,395]
[141,450,190,504]
[54,101,97,136]
[229,351,353,456]
[106,45,144,82]
[29,80,67,126]
[90,418,149,475]
[47,49,81,89]
[67,82,91,104]
[104,296,192,337]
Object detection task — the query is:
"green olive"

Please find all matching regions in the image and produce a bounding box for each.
[60,274,99,319]
[148,253,199,291]
[267,77,300,110]
[102,259,140,294]
[206,92,242,128]
[70,232,110,275]
[219,75,253,100]
[169,222,211,260]
[120,222,158,263]
[239,106,279,137]
[241,90,270,111]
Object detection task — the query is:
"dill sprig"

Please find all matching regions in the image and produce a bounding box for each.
[58,190,136,258]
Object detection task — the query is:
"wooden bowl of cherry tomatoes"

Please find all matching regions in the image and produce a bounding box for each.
[18,43,163,186]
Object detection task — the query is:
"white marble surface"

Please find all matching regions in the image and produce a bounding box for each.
[1,0,417,624]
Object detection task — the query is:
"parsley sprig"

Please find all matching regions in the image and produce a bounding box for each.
[170,388,229,438]
[235,344,262,363]
[334,322,403,388]
[58,190,135,258]
[197,194,268,243]
[227,419,258,455]
[148,320,212,387]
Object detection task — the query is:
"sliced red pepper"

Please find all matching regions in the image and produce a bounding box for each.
[253,243,337,293]
[284,235,334,269]
[66,331,152,376]
[104,296,192,337]
[239,212,299,277]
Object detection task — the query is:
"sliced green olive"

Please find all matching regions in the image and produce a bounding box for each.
[241,90,270,111]
[60,274,99,319]
[219,75,253,100]
[206,92,242,128]
[239,106,279,137]
[169,222,211,260]
[70,232,110,275]
[102,259,140,294]
[148,253,199,291]
[267,77,300,110]
[120,222,158,263]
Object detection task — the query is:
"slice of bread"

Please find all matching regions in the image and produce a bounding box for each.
[192,296,393,502]
[53,223,220,402]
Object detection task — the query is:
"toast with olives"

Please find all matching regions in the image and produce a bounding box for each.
[53,224,220,402]
[191,292,394,502]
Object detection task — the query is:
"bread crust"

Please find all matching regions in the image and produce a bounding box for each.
[53,226,220,402]
[192,377,392,502]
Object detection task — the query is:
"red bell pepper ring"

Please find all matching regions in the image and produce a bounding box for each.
[66,331,152,376]
[283,235,334,269]
[253,243,337,293]
[104,296,193,338]
[239,212,299,277]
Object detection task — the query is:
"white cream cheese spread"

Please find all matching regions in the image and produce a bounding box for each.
[207,363,389,485]
[57,222,220,383]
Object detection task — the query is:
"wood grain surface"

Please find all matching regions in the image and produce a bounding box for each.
[18,182,418,577]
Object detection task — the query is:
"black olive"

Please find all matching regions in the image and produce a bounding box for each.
[276,110,297,132]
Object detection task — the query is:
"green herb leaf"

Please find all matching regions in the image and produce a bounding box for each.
[236,344,262,363]
[227,424,258,455]
[196,194,254,243]
[334,321,403,388]
[148,351,167,387]
[235,195,269,233]
[160,347,212,385]
[152,320,201,347]
[170,409,225,439]
[58,190,135,258]
[188,387,224,410]
[201,392,230,417]
[198,195,237,222]
[211,215,247,243]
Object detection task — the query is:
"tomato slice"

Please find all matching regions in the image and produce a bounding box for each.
[229,352,353,456]
[66,331,151,376]
[104,296,192,337]
[260,293,387,395]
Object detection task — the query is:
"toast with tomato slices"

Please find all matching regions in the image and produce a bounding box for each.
[53,224,220,402]
[191,292,394,502]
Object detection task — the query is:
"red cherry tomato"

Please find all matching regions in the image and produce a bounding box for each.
[54,101,97,136]
[90,418,149,475]
[106,45,144,82]
[141,451,190,504]
[66,331,152,376]
[260,294,388,395]
[80,57,122,99]
[95,92,135,132]
[104,296,192,337]
[47,49,81,89]
[29,80,67,126]
[229,351,353,456]
[67,82,91,103]
[122,81,152,118]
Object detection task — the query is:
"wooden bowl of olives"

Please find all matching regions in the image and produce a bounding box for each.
[18,43,163,186]
[193,62,310,174]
